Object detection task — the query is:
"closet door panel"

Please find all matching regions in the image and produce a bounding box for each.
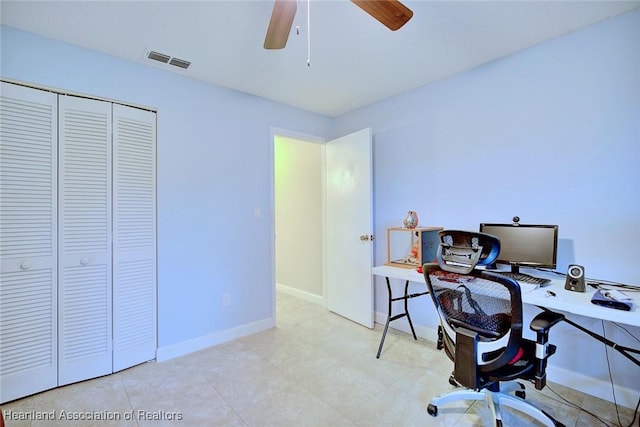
[112,104,157,371]
[57,95,112,385]
[0,82,58,403]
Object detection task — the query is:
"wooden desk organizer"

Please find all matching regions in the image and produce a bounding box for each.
[385,226,443,269]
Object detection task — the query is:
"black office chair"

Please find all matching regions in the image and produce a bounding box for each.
[422,230,565,427]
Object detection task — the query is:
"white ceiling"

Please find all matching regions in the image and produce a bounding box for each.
[2,0,638,116]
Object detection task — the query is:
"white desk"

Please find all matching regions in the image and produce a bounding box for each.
[372,265,640,408]
[522,279,639,327]
[372,265,640,328]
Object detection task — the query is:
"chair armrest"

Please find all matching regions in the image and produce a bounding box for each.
[529,310,564,390]
[530,310,565,335]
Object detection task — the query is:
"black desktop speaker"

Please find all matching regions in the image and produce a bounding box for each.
[565,264,586,292]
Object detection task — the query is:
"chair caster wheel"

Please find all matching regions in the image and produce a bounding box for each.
[448,375,457,386]
[427,404,438,417]
[515,390,526,399]
[496,420,503,427]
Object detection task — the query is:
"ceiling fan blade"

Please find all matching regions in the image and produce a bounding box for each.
[351,0,413,31]
[264,0,298,49]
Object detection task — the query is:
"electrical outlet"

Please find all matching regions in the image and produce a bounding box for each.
[223,293,231,306]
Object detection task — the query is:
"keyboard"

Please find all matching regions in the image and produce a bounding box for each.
[495,272,551,286]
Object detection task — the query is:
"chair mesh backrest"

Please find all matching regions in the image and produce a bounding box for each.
[429,270,512,338]
[424,230,523,369]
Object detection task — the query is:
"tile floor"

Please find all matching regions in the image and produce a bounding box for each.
[1,292,636,426]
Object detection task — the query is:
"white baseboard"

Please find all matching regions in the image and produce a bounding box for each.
[374,312,638,410]
[156,317,274,362]
[547,364,638,410]
[276,283,324,305]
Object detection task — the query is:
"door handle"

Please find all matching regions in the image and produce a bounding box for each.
[360,234,374,241]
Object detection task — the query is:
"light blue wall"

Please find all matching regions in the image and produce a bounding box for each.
[335,8,639,283]
[0,25,334,351]
[336,9,639,285]
[335,9,640,400]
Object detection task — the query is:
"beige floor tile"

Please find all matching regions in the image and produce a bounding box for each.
[235,384,345,427]
[1,396,36,427]
[575,392,637,427]
[201,355,293,414]
[29,376,136,427]
[301,359,390,417]
[1,291,631,427]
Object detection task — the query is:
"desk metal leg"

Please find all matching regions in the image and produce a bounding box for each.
[404,279,418,341]
[539,307,640,368]
[377,277,401,358]
[376,276,429,359]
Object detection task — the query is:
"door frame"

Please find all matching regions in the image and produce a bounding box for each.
[269,127,328,322]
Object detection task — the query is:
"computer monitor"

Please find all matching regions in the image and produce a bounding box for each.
[479,223,558,274]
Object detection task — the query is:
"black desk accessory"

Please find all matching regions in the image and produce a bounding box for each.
[564,264,586,292]
[591,289,635,311]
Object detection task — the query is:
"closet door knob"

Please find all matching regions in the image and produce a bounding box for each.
[80,257,90,265]
[20,260,32,270]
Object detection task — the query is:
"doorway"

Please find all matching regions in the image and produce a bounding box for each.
[273,132,326,320]
[271,127,374,328]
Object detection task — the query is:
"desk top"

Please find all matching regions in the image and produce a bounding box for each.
[372,265,640,328]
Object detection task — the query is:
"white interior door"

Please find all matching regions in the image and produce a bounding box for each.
[0,82,58,402]
[58,95,113,386]
[325,128,374,328]
[112,104,157,371]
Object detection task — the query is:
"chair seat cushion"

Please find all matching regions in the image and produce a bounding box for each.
[508,347,525,364]
[485,339,536,382]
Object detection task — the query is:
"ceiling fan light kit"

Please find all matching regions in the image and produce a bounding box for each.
[263,0,413,50]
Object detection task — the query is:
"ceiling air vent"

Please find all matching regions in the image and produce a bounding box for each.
[145,49,191,70]
[169,57,191,70]
[147,50,170,64]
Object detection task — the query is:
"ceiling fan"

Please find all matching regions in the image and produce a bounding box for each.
[264,0,414,49]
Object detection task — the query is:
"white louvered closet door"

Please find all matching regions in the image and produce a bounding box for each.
[57,95,113,386]
[0,82,58,402]
[112,104,157,371]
